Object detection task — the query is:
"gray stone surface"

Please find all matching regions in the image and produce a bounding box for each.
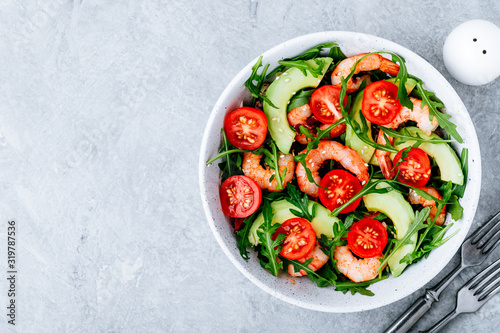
[0,0,499,332]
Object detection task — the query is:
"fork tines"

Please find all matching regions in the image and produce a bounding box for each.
[468,258,500,303]
[471,211,500,254]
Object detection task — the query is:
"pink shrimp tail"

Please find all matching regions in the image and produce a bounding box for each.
[380,60,400,76]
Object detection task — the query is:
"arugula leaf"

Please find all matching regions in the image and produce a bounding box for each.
[236,211,259,260]
[453,148,468,198]
[380,127,453,146]
[257,201,284,276]
[334,276,388,296]
[377,207,431,272]
[208,129,247,181]
[447,195,464,221]
[244,55,277,108]
[287,89,314,112]
[409,75,463,143]
[401,222,459,265]
[382,52,412,110]
[285,184,316,221]
[267,42,341,78]
[278,59,326,78]
[329,44,347,61]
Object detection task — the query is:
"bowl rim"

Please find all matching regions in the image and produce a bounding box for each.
[199,31,481,312]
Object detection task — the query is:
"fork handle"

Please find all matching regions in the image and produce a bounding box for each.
[384,293,435,333]
[420,310,459,333]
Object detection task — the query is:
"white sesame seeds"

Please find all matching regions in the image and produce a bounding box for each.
[317,79,321,83]
[279,128,284,133]
[291,91,296,95]
[289,135,294,139]
[362,180,366,185]
[276,118,280,123]
[276,76,280,80]
[285,78,290,83]
[272,117,277,121]
[364,163,369,166]
[283,72,288,75]
[308,159,313,163]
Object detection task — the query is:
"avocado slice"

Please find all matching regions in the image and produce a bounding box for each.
[248,199,341,246]
[363,183,416,277]
[390,127,464,185]
[263,57,333,154]
[345,78,418,164]
[345,92,374,163]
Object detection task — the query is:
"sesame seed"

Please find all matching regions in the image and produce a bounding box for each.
[276,118,280,123]
[285,78,290,83]
[279,128,283,133]
[276,76,280,80]
[291,91,296,95]
[362,181,366,185]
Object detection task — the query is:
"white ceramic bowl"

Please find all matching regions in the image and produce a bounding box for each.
[199,31,481,312]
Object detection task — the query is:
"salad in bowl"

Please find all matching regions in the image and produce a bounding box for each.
[199,32,480,312]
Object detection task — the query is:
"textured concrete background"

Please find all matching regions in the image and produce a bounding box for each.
[0,0,499,332]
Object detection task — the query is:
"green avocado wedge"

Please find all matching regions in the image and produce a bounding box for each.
[248,199,341,246]
[390,127,464,185]
[363,183,416,277]
[263,57,333,154]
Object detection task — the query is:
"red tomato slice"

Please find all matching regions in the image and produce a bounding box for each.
[310,85,348,124]
[393,147,431,188]
[318,170,362,214]
[273,218,316,260]
[361,81,402,125]
[219,175,262,218]
[224,107,268,149]
[347,218,388,258]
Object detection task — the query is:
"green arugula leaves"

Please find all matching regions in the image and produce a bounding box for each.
[257,201,284,276]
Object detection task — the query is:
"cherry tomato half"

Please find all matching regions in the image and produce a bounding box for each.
[361,81,402,125]
[319,170,362,214]
[347,218,388,258]
[393,147,431,188]
[273,218,316,260]
[310,85,348,124]
[219,175,262,218]
[224,107,268,149]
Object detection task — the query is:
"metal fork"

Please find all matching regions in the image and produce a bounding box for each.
[422,257,500,333]
[385,211,500,333]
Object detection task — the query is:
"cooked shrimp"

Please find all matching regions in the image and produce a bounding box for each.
[242,152,295,192]
[409,187,446,225]
[295,140,369,197]
[375,131,396,179]
[334,245,382,283]
[385,97,439,136]
[287,104,346,144]
[375,97,439,179]
[288,244,329,277]
[331,53,400,92]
